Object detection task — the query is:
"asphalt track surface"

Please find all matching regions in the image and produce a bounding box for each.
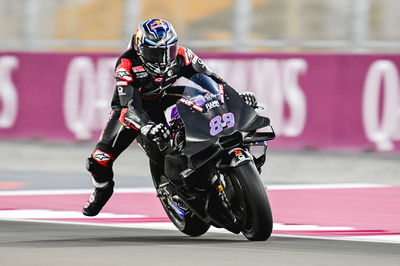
[1,140,400,265]
[0,219,399,266]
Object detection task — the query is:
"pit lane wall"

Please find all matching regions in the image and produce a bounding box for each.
[0,52,399,152]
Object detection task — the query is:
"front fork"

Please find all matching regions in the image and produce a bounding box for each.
[212,147,254,224]
[210,172,238,224]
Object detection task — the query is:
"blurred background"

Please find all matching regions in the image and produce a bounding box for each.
[0,0,399,185]
[1,0,400,53]
[0,2,400,258]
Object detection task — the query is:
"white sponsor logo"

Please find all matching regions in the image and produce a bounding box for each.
[205,58,307,137]
[205,100,220,110]
[132,66,145,72]
[196,57,204,65]
[178,98,204,112]
[117,86,126,96]
[363,60,400,151]
[194,56,211,72]
[0,56,18,128]
[136,71,148,78]
[178,98,193,106]
[63,57,307,141]
[116,68,132,81]
[93,151,111,162]
[116,81,128,86]
[63,56,116,140]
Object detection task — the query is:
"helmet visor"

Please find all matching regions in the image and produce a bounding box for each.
[140,43,178,64]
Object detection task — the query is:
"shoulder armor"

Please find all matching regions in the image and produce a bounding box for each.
[177,46,194,66]
[115,58,134,82]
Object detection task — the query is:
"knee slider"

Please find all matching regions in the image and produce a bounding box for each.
[86,157,114,183]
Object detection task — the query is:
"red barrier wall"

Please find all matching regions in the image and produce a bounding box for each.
[0,52,399,151]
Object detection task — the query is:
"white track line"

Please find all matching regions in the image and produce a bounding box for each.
[0,183,390,196]
[1,217,399,244]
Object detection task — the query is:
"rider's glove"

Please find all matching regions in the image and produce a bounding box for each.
[239,92,258,108]
[140,122,171,142]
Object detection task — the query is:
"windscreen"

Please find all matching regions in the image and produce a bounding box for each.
[182,74,222,109]
[176,74,260,162]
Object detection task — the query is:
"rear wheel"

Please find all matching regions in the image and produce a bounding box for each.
[150,159,210,237]
[159,189,210,237]
[228,162,273,241]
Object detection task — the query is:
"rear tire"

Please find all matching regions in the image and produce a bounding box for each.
[228,162,273,241]
[150,159,210,237]
[160,196,210,237]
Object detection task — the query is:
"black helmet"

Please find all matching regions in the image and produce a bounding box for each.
[133,19,178,76]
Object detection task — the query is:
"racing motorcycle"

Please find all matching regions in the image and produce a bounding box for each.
[136,74,275,241]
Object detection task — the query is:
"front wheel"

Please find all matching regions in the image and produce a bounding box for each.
[228,162,273,241]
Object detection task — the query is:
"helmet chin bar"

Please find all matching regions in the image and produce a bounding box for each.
[141,57,174,77]
[136,40,178,77]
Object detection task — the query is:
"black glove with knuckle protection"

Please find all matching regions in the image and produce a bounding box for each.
[140,122,171,143]
[239,92,258,108]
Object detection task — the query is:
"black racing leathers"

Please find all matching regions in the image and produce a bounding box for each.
[87,46,226,183]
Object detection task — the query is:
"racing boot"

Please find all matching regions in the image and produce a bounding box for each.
[82,180,114,216]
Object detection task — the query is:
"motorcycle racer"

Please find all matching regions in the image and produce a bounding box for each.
[82,18,257,216]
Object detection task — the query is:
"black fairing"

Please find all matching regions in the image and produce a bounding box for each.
[164,153,187,182]
[176,74,270,169]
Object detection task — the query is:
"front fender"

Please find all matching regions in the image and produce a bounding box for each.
[216,148,253,169]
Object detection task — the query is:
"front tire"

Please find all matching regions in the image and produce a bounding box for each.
[228,162,273,241]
